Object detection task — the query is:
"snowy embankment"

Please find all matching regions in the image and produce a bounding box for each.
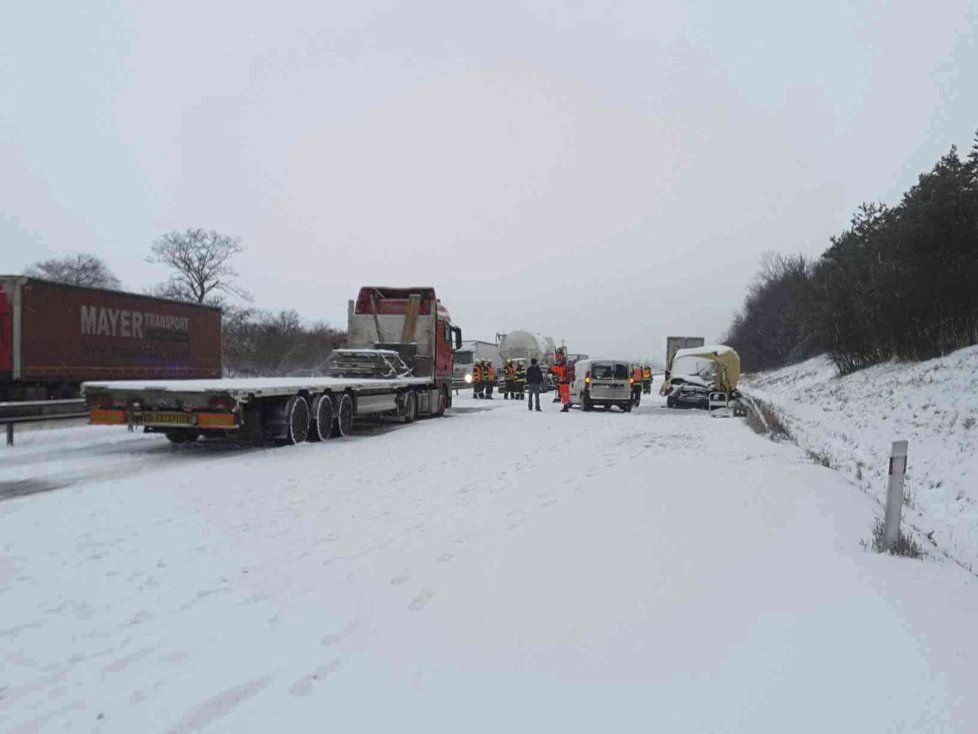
[744,345,978,573]
[2,394,978,731]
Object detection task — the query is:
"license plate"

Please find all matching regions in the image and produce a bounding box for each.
[139,412,195,426]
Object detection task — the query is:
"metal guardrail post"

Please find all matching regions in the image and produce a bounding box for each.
[0,400,89,447]
[883,440,909,551]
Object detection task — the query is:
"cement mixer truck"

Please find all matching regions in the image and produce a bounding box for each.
[497,330,557,390]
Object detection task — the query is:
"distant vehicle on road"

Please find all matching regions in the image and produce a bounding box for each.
[497,330,556,390]
[665,336,705,368]
[660,344,741,409]
[568,359,633,412]
[453,340,502,387]
[0,275,221,402]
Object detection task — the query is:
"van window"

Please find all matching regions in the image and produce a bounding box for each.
[614,364,629,380]
[591,363,614,379]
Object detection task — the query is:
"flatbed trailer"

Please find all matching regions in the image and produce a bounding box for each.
[84,287,462,445]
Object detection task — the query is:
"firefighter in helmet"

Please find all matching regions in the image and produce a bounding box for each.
[482,359,496,400]
[514,360,526,398]
[503,358,517,399]
[472,360,484,399]
[642,364,653,395]
[631,364,643,407]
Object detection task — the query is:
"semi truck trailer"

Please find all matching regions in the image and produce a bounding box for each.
[84,286,462,445]
[0,276,222,401]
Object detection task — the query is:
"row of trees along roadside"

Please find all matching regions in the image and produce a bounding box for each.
[725,130,978,375]
[25,228,346,376]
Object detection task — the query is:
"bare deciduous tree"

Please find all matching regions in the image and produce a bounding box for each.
[26,253,121,289]
[148,228,250,304]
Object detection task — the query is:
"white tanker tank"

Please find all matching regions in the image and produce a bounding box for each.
[497,330,557,371]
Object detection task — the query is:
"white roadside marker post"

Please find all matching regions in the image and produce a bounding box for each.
[883,440,909,552]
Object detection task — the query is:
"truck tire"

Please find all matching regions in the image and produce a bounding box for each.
[278,395,310,445]
[308,394,334,442]
[403,390,418,423]
[334,393,354,437]
[622,402,632,413]
[435,387,449,416]
[165,430,199,444]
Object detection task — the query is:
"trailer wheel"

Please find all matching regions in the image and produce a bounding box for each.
[278,395,310,445]
[165,430,199,444]
[308,394,334,442]
[402,390,418,423]
[334,393,354,437]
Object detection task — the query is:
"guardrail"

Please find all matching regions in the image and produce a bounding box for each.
[0,399,89,446]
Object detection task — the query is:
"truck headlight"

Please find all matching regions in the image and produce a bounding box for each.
[464,374,473,384]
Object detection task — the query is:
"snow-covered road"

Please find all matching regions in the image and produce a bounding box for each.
[2,394,976,732]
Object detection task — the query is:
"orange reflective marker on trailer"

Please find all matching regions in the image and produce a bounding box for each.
[89,409,126,425]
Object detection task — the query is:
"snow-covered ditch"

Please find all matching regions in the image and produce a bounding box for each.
[744,345,978,573]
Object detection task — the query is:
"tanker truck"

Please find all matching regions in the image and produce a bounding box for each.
[497,330,556,390]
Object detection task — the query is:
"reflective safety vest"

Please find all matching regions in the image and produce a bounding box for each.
[632,367,642,384]
[506,364,517,380]
[487,366,496,381]
[515,365,526,380]
[642,367,652,380]
[472,364,483,382]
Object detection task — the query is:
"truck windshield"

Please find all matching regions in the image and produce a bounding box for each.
[455,351,474,365]
[672,356,716,380]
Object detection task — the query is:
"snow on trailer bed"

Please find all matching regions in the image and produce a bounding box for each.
[83,375,432,397]
[83,348,435,398]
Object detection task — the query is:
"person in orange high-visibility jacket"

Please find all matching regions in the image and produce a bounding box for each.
[551,348,567,403]
[631,365,643,407]
[472,361,484,399]
[485,363,497,399]
[642,365,652,395]
[503,359,517,399]
[559,358,576,412]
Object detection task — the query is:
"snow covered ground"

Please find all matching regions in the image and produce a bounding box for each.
[744,345,978,574]
[2,391,977,732]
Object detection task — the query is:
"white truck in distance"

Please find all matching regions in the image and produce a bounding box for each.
[83,287,462,445]
[453,340,503,387]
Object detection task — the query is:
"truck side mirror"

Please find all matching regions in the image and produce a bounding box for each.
[452,326,462,350]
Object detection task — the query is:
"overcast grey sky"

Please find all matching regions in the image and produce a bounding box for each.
[3,1,977,360]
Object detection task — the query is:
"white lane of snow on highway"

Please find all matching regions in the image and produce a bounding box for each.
[1,392,976,733]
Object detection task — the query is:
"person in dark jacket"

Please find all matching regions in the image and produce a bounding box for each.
[525,358,544,412]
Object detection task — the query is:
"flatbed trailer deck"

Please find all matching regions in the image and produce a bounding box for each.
[84,375,432,396]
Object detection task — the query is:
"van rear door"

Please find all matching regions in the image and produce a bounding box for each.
[588,362,630,400]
